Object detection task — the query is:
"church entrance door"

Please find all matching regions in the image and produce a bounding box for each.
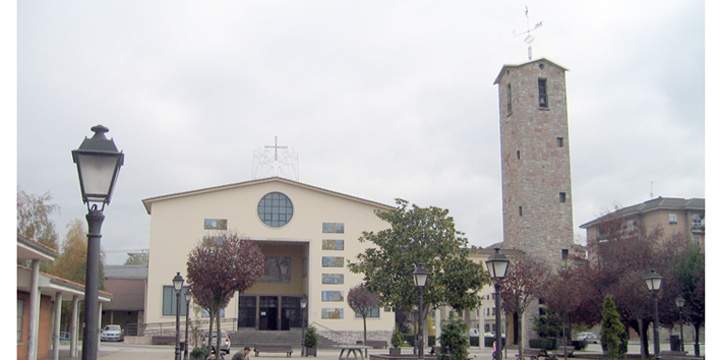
[259,296,279,330]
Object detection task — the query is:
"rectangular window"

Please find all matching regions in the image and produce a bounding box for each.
[322,256,344,268]
[260,256,291,282]
[516,150,520,160]
[539,307,546,316]
[355,306,381,318]
[669,213,678,225]
[321,291,344,302]
[507,83,512,114]
[201,307,226,318]
[559,192,567,203]
[538,78,548,108]
[556,137,564,147]
[322,239,345,251]
[17,299,23,343]
[204,218,227,230]
[322,223,345,233]
[321,308,344,319]
[561,249,569,260]
[322,273,345,285]
[518,206,523,216]
[162,286,188,316]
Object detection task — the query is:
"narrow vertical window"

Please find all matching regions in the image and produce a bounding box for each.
[556,137,564,147]
[538,78,548,108]
[507,83,512,114]
[516,150,520,160]
[559,192,567,203]
[519,206,523,216]
[561,249,569,260]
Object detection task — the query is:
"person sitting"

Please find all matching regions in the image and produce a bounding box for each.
[231,347,252,360]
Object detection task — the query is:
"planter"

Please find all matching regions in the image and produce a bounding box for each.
[389,348,402,355]
[304,346,317,356]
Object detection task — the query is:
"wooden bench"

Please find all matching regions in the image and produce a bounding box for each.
[253,344,293,357]
[516,348,546,360]
[546,346,575,359]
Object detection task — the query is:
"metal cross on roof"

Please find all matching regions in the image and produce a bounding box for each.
[513,5,543,60]
[265,136,288,161]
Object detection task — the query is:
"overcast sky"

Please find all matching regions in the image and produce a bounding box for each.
[18,1,704,264]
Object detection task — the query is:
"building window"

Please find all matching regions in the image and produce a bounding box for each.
[561,249,569,260]
[322,256,345,268]
[321,308,344,319]
[322,273,345,285]
[559,192,567,203]
[516,150,520,160]
[355,306,381,318]
[539,307,546,316]
[17,299,23,343]
[507,83,512,114]
[538,78,548,108]
[204,218,227,230]
[321,291,344,302]
[556,137,564,147]
[260,256,291,282]
[519,206,523,216]
[322,240,345,251]
[257,192,294,227]
[162,286,188,316]
[669,213,678,225]
[322,223,345,233]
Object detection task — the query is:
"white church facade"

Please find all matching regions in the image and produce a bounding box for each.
[142,177,395,340]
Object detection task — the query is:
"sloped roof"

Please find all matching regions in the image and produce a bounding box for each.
[579,197,705,228]
[493,57,569,85]
[142,176,394,214]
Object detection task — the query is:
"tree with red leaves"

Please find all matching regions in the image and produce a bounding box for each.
[498,255,549,359]
[347,285,380,354]
[186,233,265,354]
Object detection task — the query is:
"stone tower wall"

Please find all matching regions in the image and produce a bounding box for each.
[496,60,575,268]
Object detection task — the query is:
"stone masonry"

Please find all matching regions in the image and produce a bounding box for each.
[494,58,575,269]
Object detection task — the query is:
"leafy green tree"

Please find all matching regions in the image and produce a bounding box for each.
[51,219,105,289]
[17,190,59,250]
[439,313,469,360]
[600,296,626,360]
[349,199,490,325]
[674,242,704,356]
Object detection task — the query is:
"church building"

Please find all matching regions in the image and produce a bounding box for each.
[142,177,395,342]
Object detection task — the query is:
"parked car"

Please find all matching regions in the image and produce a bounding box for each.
[202,331,231,355]
[575,331,599,344]
[100,324,124,342]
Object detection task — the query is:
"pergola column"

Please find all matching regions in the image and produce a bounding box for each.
[53,292,63,360]
[435,308,442,341]
[27,259,41,360]
[70,296,79,358]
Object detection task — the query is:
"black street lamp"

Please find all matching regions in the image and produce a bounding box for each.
[644,270,663,360]
[675,296,685,353]
[300,297,307,356]
[173,273,185,360]
[413,264,429,360]
[72,125,124,360]
[184,286,191,360]
[485,248,509,360]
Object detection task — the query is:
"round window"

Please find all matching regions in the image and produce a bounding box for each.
[257,192,294,227]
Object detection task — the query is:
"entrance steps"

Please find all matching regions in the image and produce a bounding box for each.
[228,329,340,348]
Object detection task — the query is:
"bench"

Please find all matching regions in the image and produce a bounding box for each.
[516,348,546,360]
[253,344,293,357]
[546,346,575,359]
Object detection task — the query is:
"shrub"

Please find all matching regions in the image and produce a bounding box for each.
[532,310,563,338]
[190,346,209,360]
[600,296,627,360]
[304,326,318,348]
[391,327,404,348]
[439,314,469,360]
[529,338,557,350]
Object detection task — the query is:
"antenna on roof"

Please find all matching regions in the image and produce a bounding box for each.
[513,5,543,60]
[650,180,654,198]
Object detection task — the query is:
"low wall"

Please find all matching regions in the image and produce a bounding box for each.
[317,330,392,345]
[124,336,152,345]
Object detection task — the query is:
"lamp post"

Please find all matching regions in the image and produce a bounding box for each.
[72,125,124,360]
[485,248,509,360]
[413,264,429,360]
[173,273,185,360]
[675,296,685,353]
[184,286,191,360]
[644,270,663,360]
[300,297,307,356]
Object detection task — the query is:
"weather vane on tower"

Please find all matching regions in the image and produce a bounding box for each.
[252,136,300,180]
[513,6,543,61]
